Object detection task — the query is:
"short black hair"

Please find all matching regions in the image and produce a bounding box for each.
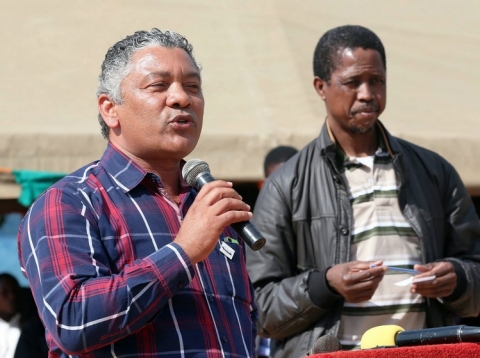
[0,273,19,288]
[264,145,298,177]
[313,25,386,82]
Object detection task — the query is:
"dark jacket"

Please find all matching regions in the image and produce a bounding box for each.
[247,121,480,358]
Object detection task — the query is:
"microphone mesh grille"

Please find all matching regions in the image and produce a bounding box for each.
[182,159,210,187]
[312,335,341,353]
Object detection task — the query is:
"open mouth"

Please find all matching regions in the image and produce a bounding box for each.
[170,114,194,126]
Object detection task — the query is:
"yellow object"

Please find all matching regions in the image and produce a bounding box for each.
[360,325,405,349]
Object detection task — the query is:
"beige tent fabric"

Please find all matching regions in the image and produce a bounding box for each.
[0,170,20,199]
[1,0,480,199]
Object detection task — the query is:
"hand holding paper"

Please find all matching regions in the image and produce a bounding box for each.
[369,265,436,287]
[395,275,436,287]
[410,261,457,299]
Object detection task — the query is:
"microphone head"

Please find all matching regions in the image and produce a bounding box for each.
[182,159,210,187]
[309,335,341,354]
[360,325,404,349]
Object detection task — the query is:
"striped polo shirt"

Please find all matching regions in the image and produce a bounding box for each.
[335,133,426,350]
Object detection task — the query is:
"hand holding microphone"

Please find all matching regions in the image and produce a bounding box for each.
[174,178,251,264]
[177,159,266,262]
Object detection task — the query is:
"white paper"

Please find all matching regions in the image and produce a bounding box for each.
[394,275,436,287]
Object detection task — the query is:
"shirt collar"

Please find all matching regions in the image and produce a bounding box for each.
[325,118,393,153]
[329,122,391,171]
[101,143,188,193]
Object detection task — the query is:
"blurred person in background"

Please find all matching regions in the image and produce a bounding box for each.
[263,146,299,179]
[254,145,298,358]
[13,313,48,358]
[0,273,21,358]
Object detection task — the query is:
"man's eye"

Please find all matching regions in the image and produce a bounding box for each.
[185,84,201,92]
[150,83,167,89]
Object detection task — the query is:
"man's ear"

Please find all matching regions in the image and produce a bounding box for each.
[313,76,327,101]
[98,94,120,129]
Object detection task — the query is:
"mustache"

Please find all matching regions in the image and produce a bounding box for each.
[350,104,379,116]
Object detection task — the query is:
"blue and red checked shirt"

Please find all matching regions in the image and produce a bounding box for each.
[18,143,257,357]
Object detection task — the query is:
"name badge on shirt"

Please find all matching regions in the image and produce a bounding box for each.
[220,241,235,260]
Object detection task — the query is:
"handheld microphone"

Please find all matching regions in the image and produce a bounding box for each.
[182,159,266,251]
[308,335,341,355]
[361,324,480,349]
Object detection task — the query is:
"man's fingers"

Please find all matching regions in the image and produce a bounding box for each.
[200,188,244,207]
[413,286,455,298]
[207,196,251,215]
[217,208,253,225]
[414,261,454,277]
[343,279,381,303]
[344,267,385,283]
[341,272,383,302]
[188,182,248,213]
[194,180,236,201]
[411,272,456,297]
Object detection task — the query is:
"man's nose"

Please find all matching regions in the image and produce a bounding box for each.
[166,83,191,108]
[357,82,374,101]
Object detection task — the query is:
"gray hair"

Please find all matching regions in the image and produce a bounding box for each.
[96,28,200,139]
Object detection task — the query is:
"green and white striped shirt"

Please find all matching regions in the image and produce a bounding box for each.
[336,140,426,350]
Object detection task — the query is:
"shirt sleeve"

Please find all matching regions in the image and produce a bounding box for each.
[18,186,195,355]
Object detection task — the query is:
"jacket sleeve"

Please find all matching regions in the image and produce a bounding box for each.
[246,176,341,340]
[438,161,480,317]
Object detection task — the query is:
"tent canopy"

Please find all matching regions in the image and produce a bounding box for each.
[2,0,480,200]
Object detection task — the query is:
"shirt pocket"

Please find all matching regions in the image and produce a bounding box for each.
[215,240,251,305]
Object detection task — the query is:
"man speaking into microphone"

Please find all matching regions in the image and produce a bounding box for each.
[17,28,257,357]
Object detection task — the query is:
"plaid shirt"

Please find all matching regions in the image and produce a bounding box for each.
[18,143,257,358]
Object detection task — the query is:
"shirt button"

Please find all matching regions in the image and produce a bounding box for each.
[340,226,349,235]
[209,296,214,302]
[178,282,184,289]
[222,336,228,342]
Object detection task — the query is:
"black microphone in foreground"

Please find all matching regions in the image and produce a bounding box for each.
[307,335,341,355]
[361,324,480,349]
[182,159,266,251]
